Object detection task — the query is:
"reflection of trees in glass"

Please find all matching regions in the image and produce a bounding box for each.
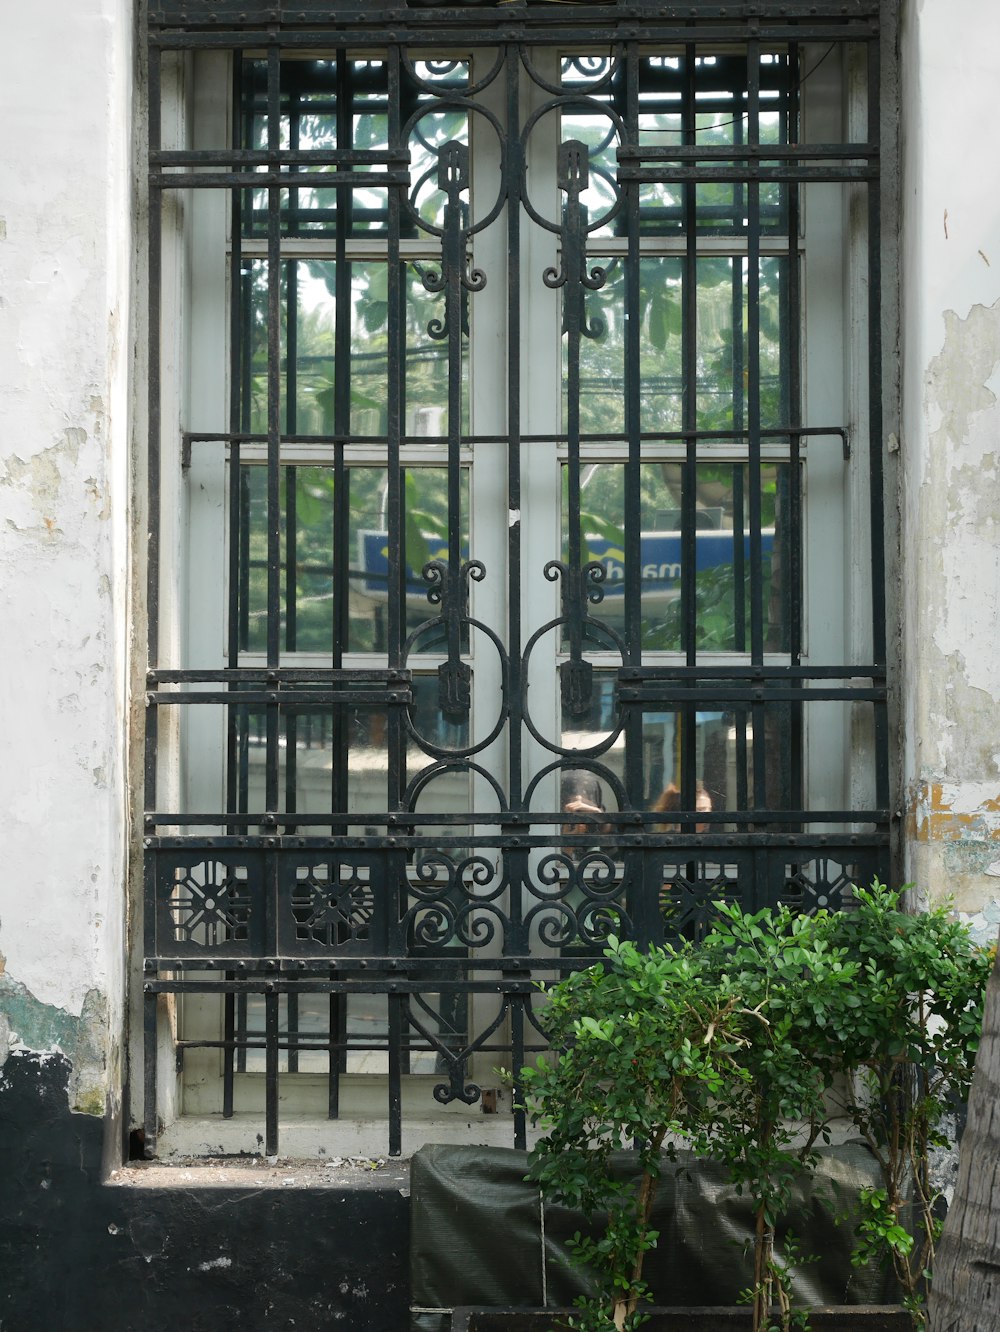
[242,57,469,236]
[239,466,466,654]
[240,258,467,440]
[569,256,787,440]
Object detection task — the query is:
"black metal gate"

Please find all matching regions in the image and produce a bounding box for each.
[144,0,889,1157]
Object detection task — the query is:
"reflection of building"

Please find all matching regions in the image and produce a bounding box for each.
[5,1,1000,1326]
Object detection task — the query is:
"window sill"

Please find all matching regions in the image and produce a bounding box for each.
[144,1111,538,1164]
[108,1154,412,1190]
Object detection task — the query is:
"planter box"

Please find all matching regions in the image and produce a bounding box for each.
[451,1308,914,1332]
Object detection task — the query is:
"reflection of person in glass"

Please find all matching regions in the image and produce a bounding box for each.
[654,780,713,938]
[652,780,713,832]
[561,772,606,861]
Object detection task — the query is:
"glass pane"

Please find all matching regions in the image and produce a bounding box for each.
[632,49,791,236]
[241,57,391,236]
[642,707,731,820]
[562,460,793,652]
[570,254,789,439]
[235,690,389,819]
[237,464,469,655]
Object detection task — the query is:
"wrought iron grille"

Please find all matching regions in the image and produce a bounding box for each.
[144,0,889,1158]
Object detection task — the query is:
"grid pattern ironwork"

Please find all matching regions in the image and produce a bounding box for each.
[144,0,889,1158]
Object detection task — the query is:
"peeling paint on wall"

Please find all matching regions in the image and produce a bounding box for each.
[908,780,1000,841]
[916,297,1000,780]
[956,899,1000,949]
[904,292,1000,908]
[0,972,108,1116]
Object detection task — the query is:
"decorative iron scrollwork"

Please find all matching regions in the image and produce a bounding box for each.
[423,557,485,719]
[543,140,607,340]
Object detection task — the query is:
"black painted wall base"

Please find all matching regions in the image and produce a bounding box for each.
[0,1052,410,1332]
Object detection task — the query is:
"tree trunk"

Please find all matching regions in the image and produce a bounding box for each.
[927,935,1000,1332]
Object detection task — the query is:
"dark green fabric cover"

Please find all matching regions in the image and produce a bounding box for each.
[410,1142,898,1332]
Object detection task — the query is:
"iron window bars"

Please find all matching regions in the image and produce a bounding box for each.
[144,0,889,1158]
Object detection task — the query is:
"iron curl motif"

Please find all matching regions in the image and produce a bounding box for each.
[544,558,610,722]
[423,998,512,1107]
[422,558,486,720]
[405,851,509,951]
[542,140,608,341]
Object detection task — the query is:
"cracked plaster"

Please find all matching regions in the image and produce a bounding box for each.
[905,296,1000,904]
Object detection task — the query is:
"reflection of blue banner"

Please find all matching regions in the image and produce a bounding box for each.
[583,530,774,596]
[361,531,456,597]
[359,530,774,598]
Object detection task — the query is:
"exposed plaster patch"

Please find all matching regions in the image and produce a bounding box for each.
[0,429,90,540]
[0,971,108,1116]
[925,302,1000,451]
[907,779,1000,841]
[956,900,1000,949]
[913,298,1000,786]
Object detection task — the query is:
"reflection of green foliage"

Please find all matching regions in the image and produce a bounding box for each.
[242,257,466,440]
[644,558,774,653]
[240,464,464,654]
[571,256,788,442]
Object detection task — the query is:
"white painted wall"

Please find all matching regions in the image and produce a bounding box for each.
[0,1,133,1077]
[899,0,1000,910]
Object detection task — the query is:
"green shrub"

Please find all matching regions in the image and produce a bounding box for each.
[517,885,990,1332]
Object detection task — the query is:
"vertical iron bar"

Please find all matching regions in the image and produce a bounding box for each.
[228,54,247,839]
[224,57,246,1115]
[143,988,158,1158]
[733,465,746,651]
[386,48,405,965]
[237,248,254,830]
[265,989,279,1156]
[746,41,768,836]
[733,469,749,824]
[680,45,698,813]
[732,89,746,658]
[223,994,236,1116]
[332,50,352,812]
[867,35,889,812]
[146,42,163,818]
[326,52,354,1116]
[559,126,592,733]
[264,48,282,1146]
[237,993,248,1073]
[144,40,163,1156]
[265,45,282,824]
[385,49,408,1115]
[388,993,403,1158]
[786,44,804,818]
[286,996,300,1075]
[284,261,298,837]
[511,993,526,1152]
[622,41,650,936]
[329,991,347,1119]
[623,44,641,696]
[505,44,524,955]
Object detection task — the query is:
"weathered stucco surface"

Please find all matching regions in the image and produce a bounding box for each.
[0,970,109,1115]
[0,0,131,1098]
[900,3,1000,910]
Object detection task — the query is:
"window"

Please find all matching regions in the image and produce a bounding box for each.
[143,0,889,1158]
